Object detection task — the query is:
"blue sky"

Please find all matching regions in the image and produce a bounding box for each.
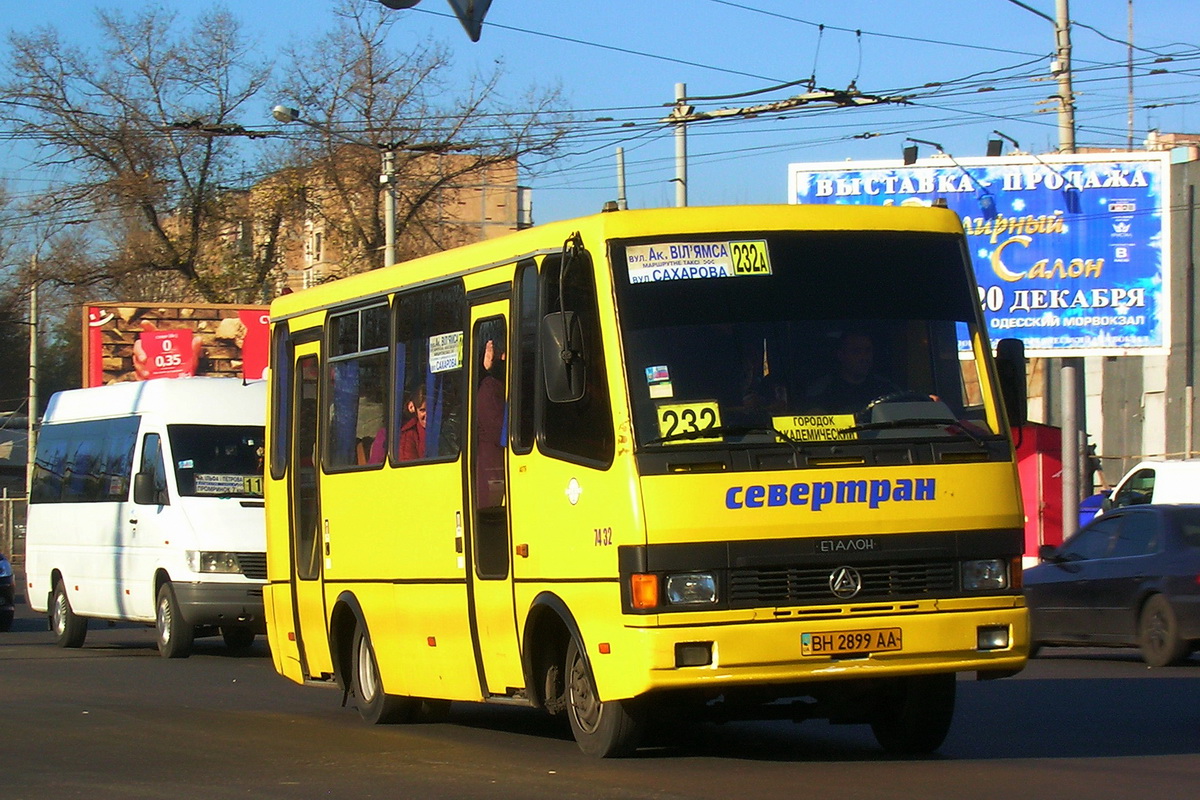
[3,0,1198,224]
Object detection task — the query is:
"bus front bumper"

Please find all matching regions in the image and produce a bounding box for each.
[597,598,1028,699]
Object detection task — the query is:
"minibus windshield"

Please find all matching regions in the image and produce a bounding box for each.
[610,230,997,449]
[168,424,265,497]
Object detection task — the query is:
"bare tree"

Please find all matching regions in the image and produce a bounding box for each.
[0,6,284,303]
[274,0,570,273]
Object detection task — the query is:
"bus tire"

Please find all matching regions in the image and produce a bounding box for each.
[221,626,256,650]
[351,622,417,724]
[564,638,643,758]
[51,579,88,648]
[869,673,956,755]
[156,582,194,659]
[1139,594,1188,667]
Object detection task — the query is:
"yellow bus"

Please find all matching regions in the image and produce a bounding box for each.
[264,204,1030,757]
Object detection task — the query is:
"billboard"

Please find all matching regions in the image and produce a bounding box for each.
[83,302,269,386]
[788,152,1171,357]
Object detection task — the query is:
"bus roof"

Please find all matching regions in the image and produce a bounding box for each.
[269,203,964,322]
[42,377,266,426]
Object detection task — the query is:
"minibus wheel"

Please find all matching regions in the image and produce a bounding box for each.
[155,582,194,659]
[869,673,956,755]
[351,622,417,724]
[564,638,643,757]
[51,579,87,648]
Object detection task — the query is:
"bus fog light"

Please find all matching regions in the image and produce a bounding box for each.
[675,642,713,667]
[977,625,1009,651]
[962,559,1008,591]
[665,573,717,605]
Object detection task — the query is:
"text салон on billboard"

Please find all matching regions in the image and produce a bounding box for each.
[788,153,1171,357]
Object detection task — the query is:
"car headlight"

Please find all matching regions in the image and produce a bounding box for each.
[962,558,1008,591]
[186,551,243,574]
[665,573,718,605]
[0,558,11,579]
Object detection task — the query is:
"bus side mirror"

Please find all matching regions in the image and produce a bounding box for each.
[133,472,167,506]
[994,337,1027,428]
[541,311,586,403]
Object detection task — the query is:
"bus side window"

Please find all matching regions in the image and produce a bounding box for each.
[325,303,389,470]
[394,281,466,462]
[539,250,614,467]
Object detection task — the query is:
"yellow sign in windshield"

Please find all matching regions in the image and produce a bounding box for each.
[656,401,722,443]
[772,414,858,443]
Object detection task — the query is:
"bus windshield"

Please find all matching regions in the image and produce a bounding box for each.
[167,424,265,498]
[611,230,996,449]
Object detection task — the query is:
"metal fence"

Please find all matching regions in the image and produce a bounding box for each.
[1,491,27,566]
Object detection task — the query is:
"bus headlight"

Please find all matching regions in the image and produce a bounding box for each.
[961,559,1008,591]
[665,573,718,605]
[186,550,243,574]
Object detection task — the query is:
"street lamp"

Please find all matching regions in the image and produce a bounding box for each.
[272,105,397,269]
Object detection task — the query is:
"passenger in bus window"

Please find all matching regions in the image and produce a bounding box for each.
[476,336,506,506]
[399,384,427,461]
[805,329,897,414]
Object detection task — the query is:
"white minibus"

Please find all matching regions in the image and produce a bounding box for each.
[26,377,267,657]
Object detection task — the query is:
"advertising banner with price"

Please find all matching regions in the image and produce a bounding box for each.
[788,152,1171,357]
[83,302,270,386]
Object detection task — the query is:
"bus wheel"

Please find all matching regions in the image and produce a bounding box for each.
[351,623,417,724]
[51,579,87,648]
[1139,594,1188,667]
[564,638,643,758]
[221,626,256,650]
[155,582,194,659]
[869,673,956,755]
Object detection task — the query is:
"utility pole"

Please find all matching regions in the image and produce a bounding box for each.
[26,252,38,498]
[616,147,628,211]
[1010,0,1082,537]
[1054,0,1083,541]
[673,83,688,208]
[382,148,397,267]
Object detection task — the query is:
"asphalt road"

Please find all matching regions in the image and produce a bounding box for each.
[4,579,1200,800]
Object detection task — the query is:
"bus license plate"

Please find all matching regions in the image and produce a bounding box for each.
[801,628,902,656]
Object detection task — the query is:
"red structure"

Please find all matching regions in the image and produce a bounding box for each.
[1015,422,1064,564]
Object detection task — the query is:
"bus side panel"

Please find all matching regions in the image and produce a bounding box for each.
[375,583,480,702]
[322,463,480,700]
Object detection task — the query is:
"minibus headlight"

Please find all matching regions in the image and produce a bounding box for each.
[961,558,1008,591]
[665,573,718,605]
[186,550,243,574]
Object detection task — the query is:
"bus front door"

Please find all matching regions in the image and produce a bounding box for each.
[288,350,334,679]
[468,309,523,695]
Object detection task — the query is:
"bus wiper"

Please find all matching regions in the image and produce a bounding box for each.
[647,425,801,448]
[838,418,988,446]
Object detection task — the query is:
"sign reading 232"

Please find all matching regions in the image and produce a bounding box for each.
[656,401,722,444]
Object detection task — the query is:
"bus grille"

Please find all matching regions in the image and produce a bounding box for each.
[237,552,268,581]
[728,560,957,606]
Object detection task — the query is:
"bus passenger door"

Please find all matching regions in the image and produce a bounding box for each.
[289,350,333,679]
[468,308,523,695]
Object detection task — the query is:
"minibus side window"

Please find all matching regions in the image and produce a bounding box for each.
[136,433,169,506]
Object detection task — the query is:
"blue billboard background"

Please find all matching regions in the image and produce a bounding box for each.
[789,154,1170,356]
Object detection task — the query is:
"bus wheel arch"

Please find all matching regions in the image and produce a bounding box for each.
[330,592,366,694]
[522,592,578,713]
